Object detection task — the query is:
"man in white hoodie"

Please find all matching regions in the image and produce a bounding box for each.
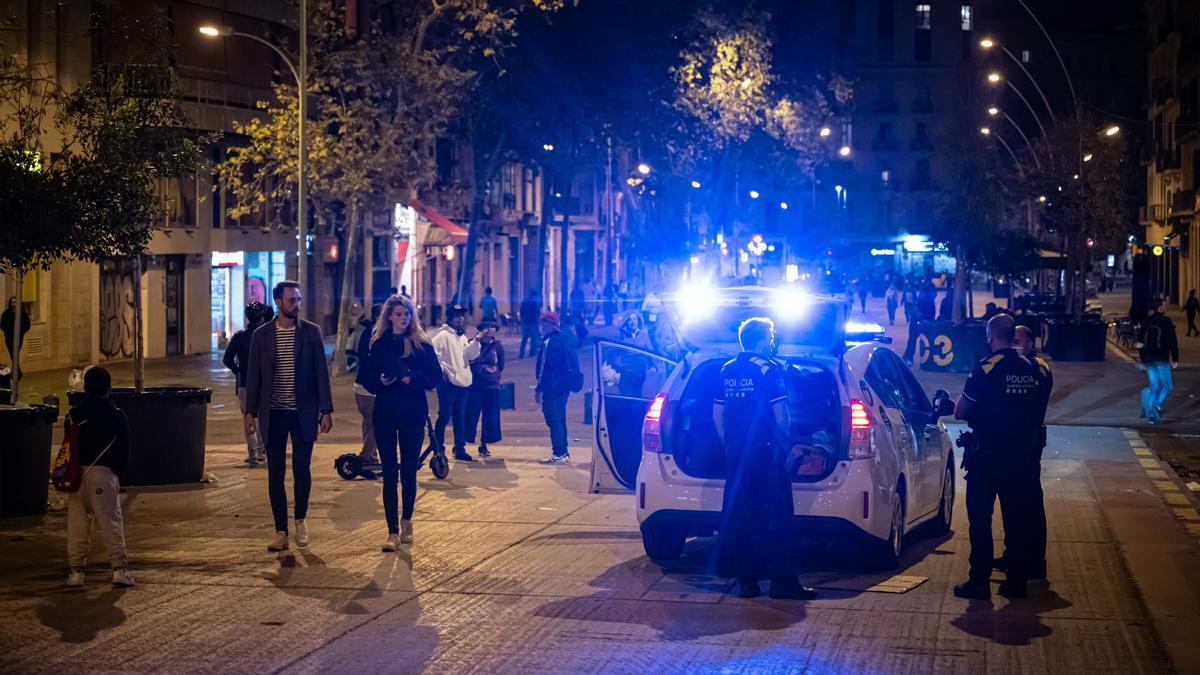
[432,305,482,461]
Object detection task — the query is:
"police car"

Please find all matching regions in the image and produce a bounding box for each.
[590,285,956,568]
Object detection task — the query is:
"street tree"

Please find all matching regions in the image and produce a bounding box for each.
[221,0,560,374]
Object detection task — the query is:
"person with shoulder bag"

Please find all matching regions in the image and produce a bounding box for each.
[465,320,505,459]
[63,367,133,589]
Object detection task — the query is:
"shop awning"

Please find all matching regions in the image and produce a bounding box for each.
[409,199,468,244]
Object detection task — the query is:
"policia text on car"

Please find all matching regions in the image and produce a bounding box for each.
[951,314,1052,601]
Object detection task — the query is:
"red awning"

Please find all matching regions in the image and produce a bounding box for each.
[409,199,468,243]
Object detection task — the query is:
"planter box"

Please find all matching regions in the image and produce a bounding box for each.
[1045,320,1107,362]
[0,404,58,517]
[68,388,211,486]
[916,320,989,373]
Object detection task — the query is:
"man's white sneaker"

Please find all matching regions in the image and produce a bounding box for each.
[382,533,402,552]
[400,519,413,544]
[66,569,84,588]
[539,454,570,465]
[295,520,309,547]
[267,531,290,552]
[111,569,135,588]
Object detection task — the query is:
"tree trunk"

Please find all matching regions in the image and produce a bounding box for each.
[560,208,571,315]
[535,169,552,307]
[9,272,21,405]
[133,254,145,393]
[951,246,968,323]
[333,200,362,375]
[455,191,484,311]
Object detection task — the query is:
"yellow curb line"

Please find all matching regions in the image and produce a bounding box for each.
[1166,493,1192,506]
[1155,480,1181,492]
[1146,469,1170,480]
[1139,458,1161,469]
[1174,508,1200,522]
[1133,447,1153,457]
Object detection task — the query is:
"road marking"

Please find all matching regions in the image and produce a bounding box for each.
[1155,480,1181,492]
[1165,493,1192,506]
[1173,508,1200,522]
[1133,447,1153,457]
[1123,429,1142,439]
[1139,458,1161,469]
[1146,469,1170,480]
[1186,523,1200,538]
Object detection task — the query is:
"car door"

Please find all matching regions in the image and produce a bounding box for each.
[891,357,945,517]
[591,340,678,493]
[868,351,922,513]
[862,352,910,481]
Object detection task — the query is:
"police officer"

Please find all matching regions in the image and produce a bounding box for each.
[992,324,1053,580]
[712,317,816,600]
[953,314,1043,600]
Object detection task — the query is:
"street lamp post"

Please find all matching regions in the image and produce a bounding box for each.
[991,107,1042,169]
[987,72,1050,142]
[200,19,307,306]
[980,38,1056,123]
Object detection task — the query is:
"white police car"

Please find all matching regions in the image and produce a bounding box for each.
[590,285,956,568]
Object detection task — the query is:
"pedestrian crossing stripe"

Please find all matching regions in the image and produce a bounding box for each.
[1146,469,1170,480]
[1173,508,1200,522]
[1186,523,1200,539]
[1138,458,1160,469]
[1133,448,1153,457]
[1129,441,1149,450]
[1155,481,1181,492]
[1123,430,1142,439]
[1165,493,1192,506]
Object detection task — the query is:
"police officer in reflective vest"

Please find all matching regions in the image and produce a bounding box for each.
[713,317,816,600]
[953,314,1043,600]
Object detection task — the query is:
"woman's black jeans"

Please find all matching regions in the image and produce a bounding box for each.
[374,414,425,533]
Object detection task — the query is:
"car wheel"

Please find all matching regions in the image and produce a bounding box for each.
[868,493,904,570]
[929,462,954,536]
[640,523,686,561]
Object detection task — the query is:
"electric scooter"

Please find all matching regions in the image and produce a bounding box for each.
[334,417,450,481]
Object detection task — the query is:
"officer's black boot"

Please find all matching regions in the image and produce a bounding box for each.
[953,579,991,600]
[769,577,817,600]
[998,578,1027,599]
[737,578,761,599]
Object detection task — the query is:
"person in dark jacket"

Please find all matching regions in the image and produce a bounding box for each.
[465,320,505,458]
[223,302,272,465]
[1185,289,1199,337]
[519,290,542,359]
[66,366,135,589]
[354,304,383,465]
[536,312,579,464]
[365,294,443,551]
[2,296,30,379]
[1138,298,1179,424]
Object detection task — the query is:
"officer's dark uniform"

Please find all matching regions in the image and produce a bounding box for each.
[960,348,1043,589]
[998,355,1053,580]
[715,352,795,588]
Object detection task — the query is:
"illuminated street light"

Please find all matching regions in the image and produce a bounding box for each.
[819,126,832,138]
[779,201,789,210]
[198,25,232,37]
[690,180,701,189]
[987,106,1000,116]
[1073,174,1079,180]
[637,163,651,175]
[1083,153,1093,162]
[980,37,996,48]
[1104,125,1120,137]
[987,72,1002,84]
[1038,195,1047,203]
[838,145,851,157]
[749,190,760,199]
[543,143,554,152]
[979,127,991,135]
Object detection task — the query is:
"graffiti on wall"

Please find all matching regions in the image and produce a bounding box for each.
[99,258,136,361]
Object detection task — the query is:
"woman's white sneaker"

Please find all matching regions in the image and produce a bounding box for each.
[295,520,309,547]
[382,533,402,552]
[111,568,135,588]
[400,519,413,544]
[267,531,289,552]
[66,569,84,588]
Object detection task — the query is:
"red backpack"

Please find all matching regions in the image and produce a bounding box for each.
[52,417,82,493]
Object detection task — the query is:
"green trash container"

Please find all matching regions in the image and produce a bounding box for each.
[0,404,58,518]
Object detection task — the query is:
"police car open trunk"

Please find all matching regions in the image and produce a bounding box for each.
[664,357,845,483]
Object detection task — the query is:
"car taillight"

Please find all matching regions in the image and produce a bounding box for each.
[848,399,874,460]
[642,394,666,453]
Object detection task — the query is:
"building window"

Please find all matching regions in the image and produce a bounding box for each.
[913,122,932,150]
[915,3,931,30]
[1022,49,1031,63]
[841,121,854,148]
[881,169,891,187]
[915,29,931,61]
[878,0,895,61]
[840,0,856,37]
[960,5,972,30]
[916,159,931,188]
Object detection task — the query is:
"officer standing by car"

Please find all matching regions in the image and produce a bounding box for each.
[953,314,1043,600]
[712,317,816,600]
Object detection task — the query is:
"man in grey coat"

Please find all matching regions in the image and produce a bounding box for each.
[245,281,334,552]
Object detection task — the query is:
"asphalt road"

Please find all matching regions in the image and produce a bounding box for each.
[1,295,1198,673]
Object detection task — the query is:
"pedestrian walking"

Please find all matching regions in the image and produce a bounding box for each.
[245,281,334,553]
[536,311,580,464]
[994,324,1052,581]
[480,287,499,323]
[712,318,816,600]
[465,320,505,458]
[603,282,618,327]
[2,296,30,379]
[641,283,665,328]
[519,289,542,359]
[570,284,589,344]
[432,304,481,461]
[953,314,1043,600]
[354,304,383,466]
[365,294,443,551]
[65,366,134,589]
[856,279,869,314]
[1185,289,1199,337]
[223,302,272,466]
[884,282,901,326]
[1137,298,1179,424]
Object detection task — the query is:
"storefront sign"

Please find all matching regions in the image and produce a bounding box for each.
[870,248,896,256]
[395,203,415,240]
[211,251,244,267]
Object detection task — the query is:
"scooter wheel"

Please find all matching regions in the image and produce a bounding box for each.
[429,452,450,480]
[335,454,362,480]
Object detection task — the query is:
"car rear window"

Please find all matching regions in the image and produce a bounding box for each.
[677,302,844,352]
